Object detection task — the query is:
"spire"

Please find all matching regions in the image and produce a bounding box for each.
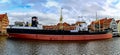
[59,8,63,23]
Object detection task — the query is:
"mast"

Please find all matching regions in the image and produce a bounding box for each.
[104,17,107,30]
[98,13,100,31]
[96,12,100,31]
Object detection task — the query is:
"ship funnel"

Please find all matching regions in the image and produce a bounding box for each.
[31,16,38,27]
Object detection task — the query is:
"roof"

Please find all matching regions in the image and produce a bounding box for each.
[116,20,120,24]
[57,22,70,26]
[91,18,106,24]
[90,18,113,25]
[107,18,113,23]
[0,13,7,21]
[96,18,107,24]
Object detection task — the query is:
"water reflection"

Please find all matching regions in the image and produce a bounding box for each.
[0,37,120,55]
[0,36,7,55]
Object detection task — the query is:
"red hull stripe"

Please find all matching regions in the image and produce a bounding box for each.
[8,33,112,40]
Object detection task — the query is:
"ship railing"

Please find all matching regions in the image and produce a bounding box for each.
[7,25,43,30]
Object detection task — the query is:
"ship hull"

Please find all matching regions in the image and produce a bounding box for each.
[7,28,112,40]
[8,33,112,40]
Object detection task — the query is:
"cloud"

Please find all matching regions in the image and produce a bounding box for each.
[0,0,120,25]
[0,0,9,3]
[43,0,60,8]
[8,11,59,25]
[26,3,35,7]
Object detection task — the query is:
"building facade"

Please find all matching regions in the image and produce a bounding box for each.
[0,13,9,34]
[43,22,76,30]
[89,18,118,32]
[110,18,117,32]
[116,20,120,33]
[117,21,120,36]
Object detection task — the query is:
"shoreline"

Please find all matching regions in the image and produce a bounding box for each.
[0,33,8,36]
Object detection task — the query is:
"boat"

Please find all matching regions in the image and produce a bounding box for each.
[7,16,112,40]
[7,26,112,40]
[7,9,112,40]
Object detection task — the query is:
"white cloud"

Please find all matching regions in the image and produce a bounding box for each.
[27,3,35,7]
[1,0,120,25]
[61,0,120,20]
[8,11,59,25]
[97,0,120,19]
[43,0,60,8]
[0,0,9,3]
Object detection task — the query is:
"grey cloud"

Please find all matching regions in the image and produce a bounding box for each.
[8,11,59,25]
[3,0,120,25]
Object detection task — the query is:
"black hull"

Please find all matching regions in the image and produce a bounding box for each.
[7,28,111,35]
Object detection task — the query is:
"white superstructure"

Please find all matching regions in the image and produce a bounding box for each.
[7,24,43,30]
[75,23,88,31]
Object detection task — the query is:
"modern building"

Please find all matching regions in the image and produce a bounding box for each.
[0,13,9,34]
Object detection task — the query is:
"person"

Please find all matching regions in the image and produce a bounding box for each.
[31,16,39,27]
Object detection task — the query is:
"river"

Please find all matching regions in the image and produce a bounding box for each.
[0,36,120,55]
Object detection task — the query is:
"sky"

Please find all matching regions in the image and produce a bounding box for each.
[0,0,120,25]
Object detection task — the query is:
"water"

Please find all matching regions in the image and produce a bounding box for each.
[0,36,120,55]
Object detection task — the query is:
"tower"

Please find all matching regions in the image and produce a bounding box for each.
[59,8,63,30]
[59,8,63,23]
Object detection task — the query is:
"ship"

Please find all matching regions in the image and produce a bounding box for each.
[7,27,112,40]
[7,8,112,40]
